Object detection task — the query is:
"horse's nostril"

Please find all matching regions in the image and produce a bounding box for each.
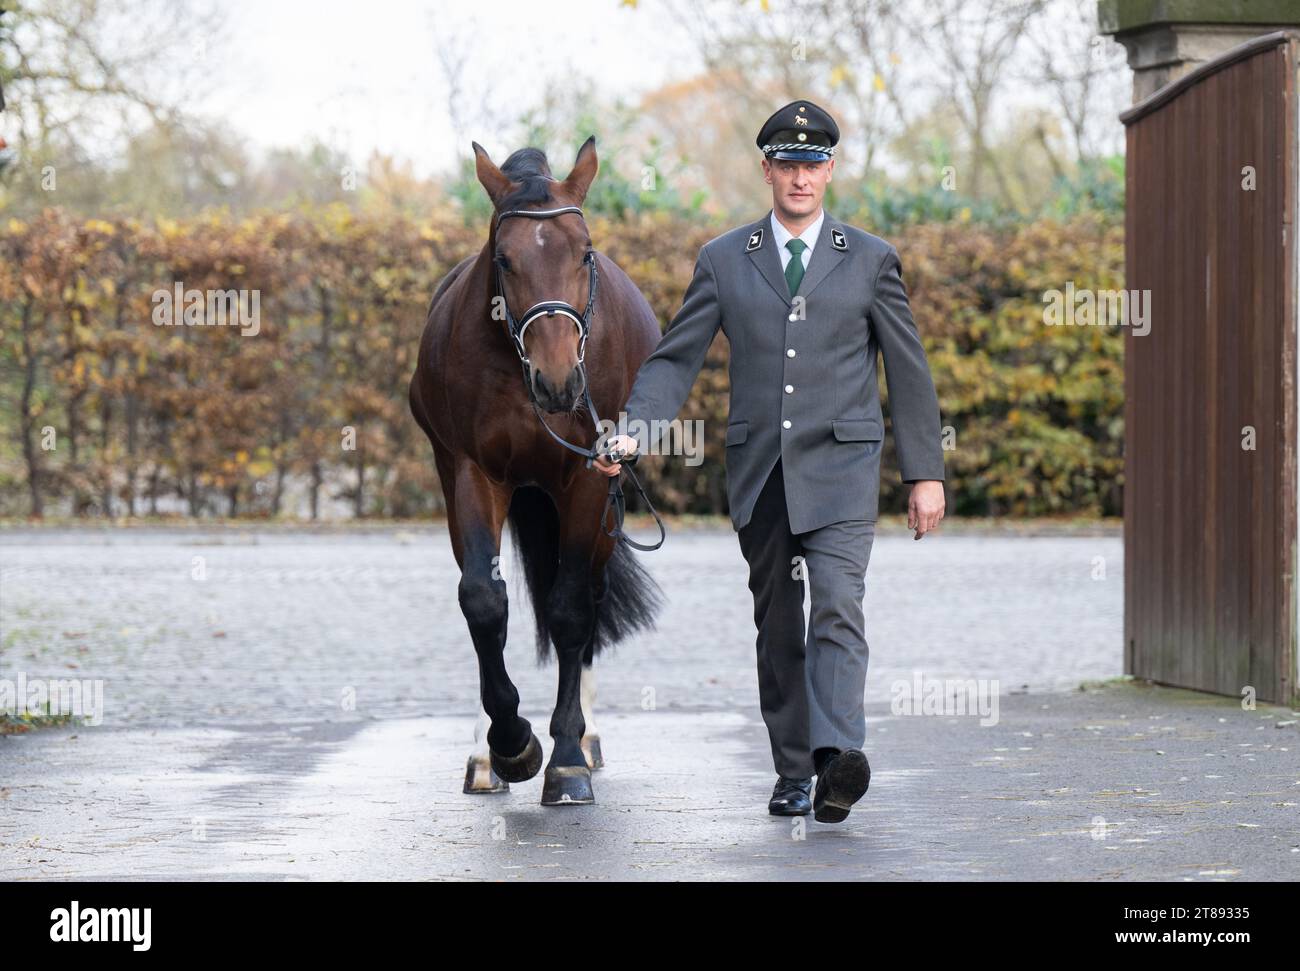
[531,371,568,409]
[528,370,580,414]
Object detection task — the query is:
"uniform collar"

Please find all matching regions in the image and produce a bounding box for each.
[745,209,846,304]
[769,207,824,255]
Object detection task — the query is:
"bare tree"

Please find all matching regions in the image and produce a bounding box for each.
[907,0,1045,202]
[1023,0,1129,165]
[654,0,1127,210]
[1,0,223,178]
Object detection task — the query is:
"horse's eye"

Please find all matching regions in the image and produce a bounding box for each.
[494,253,510,272]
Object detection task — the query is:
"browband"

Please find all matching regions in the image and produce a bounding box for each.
[497,206,584,221]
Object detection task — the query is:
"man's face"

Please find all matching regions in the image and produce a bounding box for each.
[763,157,834,218]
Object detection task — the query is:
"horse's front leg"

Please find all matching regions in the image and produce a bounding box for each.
[450,462,542,786]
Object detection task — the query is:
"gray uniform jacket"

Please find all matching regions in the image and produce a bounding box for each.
[623,210,945,534]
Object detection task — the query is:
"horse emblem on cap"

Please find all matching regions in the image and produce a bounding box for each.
[794,115,809,126]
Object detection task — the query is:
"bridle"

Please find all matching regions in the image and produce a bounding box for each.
[492,203,665,553]
[493,206,599,374]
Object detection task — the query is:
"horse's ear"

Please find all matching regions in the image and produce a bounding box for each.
[561,136,599,204]
[472,142,513,205]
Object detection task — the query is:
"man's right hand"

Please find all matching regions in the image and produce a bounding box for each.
[593,434,639,477]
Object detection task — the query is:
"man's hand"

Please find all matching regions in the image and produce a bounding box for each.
[593,434,638,477]
[907,480,945,540]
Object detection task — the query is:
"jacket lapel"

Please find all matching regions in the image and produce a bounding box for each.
[745,211,794,305]
[795,212,847,300]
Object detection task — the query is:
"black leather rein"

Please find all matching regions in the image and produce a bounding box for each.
[493,204,665,553]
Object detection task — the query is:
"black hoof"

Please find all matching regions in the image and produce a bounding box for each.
[581,734,605,770]
[541,765,595,806]
[463,755,509,794]
[490,732,544,783]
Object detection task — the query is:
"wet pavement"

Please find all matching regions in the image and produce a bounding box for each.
[1,684,1296,880]
[3,525,1296,880]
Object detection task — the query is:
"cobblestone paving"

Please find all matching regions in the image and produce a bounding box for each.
[0,526,1123,727]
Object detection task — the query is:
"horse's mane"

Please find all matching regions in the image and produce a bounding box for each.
[498,148,555,210]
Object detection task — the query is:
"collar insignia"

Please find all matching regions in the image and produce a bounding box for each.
[746,228,764,252]
[830,228,847,251]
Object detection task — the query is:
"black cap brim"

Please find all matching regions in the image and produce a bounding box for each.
[767,149,832,161]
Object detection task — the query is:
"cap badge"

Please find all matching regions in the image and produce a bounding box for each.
[794,115,809,126]
[746,228,764,252]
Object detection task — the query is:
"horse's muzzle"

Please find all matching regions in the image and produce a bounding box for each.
[531,365,586,414]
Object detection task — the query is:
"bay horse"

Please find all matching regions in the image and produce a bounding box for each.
[409,137,664,806]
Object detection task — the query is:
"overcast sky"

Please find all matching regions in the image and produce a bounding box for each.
[202,0,701,175]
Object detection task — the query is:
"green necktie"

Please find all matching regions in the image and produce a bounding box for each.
[784,238,807,296]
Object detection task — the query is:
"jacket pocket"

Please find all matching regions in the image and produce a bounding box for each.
[831,418,883,442]
[725,420,749,446]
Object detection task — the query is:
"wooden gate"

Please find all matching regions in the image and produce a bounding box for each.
[1122,30,1299,704]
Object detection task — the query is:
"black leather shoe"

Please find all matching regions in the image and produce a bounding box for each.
[768,775,812,816]
[813,749,870,823]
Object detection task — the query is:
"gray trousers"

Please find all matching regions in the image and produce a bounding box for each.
[737,457,875,778]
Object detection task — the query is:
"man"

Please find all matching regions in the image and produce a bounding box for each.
[595,99,946,822]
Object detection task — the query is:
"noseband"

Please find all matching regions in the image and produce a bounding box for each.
[493,206,599,376]
[491,203,665,553]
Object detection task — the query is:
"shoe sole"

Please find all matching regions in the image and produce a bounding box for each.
[814,750,870,823]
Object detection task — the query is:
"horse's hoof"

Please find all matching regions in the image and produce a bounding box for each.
[489,732,543,783]
[541,765,595,806]
[580,735,605,770]
[463,755,509,794]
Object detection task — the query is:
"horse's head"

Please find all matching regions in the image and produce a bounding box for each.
[474,138,599,414]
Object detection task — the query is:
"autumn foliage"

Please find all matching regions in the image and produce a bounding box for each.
[0,207,1123,520]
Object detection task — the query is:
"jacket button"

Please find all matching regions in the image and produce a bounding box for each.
[787,312,798,322]
[785,384,794,393]
[786,348,796,358]
[782,420,792,429]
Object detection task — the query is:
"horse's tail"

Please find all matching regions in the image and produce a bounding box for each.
[505,486,561,663]
[588,535,664,662]
[505,485,663,665]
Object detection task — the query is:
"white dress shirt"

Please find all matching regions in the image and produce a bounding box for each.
[770,208,824,272]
